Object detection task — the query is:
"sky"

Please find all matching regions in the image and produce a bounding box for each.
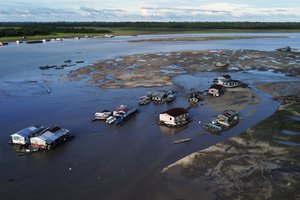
[0,0,300,22]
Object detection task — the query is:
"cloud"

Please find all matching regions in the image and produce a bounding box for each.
[1,2,300,22]
[141,7,230,14]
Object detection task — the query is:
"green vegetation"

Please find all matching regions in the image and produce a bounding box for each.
[1,22,300,42]
[0,33,102,42]
[0,26,111,37]
[251,104,300,145]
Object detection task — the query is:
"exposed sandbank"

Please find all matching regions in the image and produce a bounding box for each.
[128,36,287,43]
[67,49,300,89]
[160,82,300,199]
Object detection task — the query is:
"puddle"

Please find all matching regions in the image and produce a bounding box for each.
[126,65,141,69]
[160,69,186,74]
[271,60,282,64]
[281,130,300,136]
[272,139,300,147]
[228,66,240,71]
[162,65,181,69]
[289,116,300,122]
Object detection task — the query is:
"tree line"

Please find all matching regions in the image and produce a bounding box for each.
[0,26,112,37]
[1,22,300,29]
[1,22,300,37]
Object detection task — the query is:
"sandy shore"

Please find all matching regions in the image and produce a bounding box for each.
[67,49,300,89]
[160,83,300,199]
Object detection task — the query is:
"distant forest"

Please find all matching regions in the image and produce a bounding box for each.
[1,22,300,37]
[0,26,112,37]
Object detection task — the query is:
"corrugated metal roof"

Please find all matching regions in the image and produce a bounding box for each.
[54,129,69,138]
[38,131,59,144]
[11,126,38,138]
[36,128,69,144]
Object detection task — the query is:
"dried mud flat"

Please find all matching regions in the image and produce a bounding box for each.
[67,49,300,88]
[160,83,300,200]
[207,87,260,111]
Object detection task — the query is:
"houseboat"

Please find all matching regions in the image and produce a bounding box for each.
[188,93,202,104]
[10,126,44,145]
[152,91,168,102]
[93,110,112,121]
[159,107,189,127]
[208,84,224,97]
[165,94,176,102]
[213,75,242,88]
[30,126,70,150]
[204,110,240,133]
[113,105,139,125]
[105,105,139,125]
[139,96,151,105]
[276,46,291,52]
[151,90,175,103]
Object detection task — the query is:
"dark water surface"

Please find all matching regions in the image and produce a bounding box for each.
[0,33,300,200]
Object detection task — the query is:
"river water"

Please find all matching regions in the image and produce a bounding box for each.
[0,33,300,200]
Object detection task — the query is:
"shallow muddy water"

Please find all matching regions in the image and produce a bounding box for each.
[0,33,300,200]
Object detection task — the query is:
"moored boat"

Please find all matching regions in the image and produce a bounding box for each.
[93,110,112,120]
[0,42,9,46]
[174,138,192,144]
[204,110,240,133]
[106,116,117,124]
[139,96,151,105]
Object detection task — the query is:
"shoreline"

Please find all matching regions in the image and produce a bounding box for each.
[159,82,300,199]
[1,29,299,42]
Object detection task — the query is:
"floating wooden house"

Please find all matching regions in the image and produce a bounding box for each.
[159,108,189,126]
[204,110,240,133]
[208,84,224,97]
[151,90,175,103]
[94,110,112,120]
[213,75,242,88]
[30,126,70,150]
[188,93,202,104]
[10,126,44,145]
[217,110,239,127]
[152,91,168,102]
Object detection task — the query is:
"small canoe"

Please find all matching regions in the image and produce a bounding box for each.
[174,138,192,144]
